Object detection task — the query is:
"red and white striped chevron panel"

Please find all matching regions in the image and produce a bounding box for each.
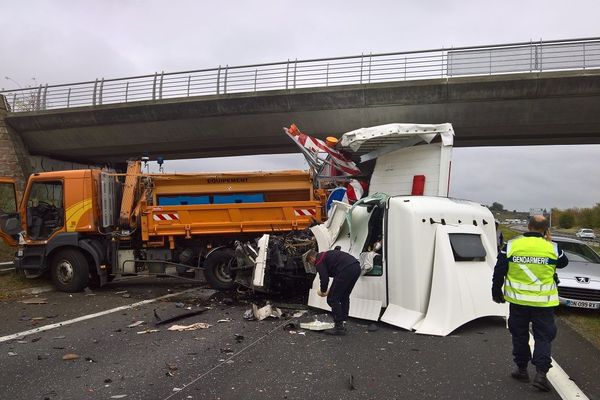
[294,208,316,217]
[153,213,180,221]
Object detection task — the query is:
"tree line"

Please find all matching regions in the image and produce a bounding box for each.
[552,204,600,229]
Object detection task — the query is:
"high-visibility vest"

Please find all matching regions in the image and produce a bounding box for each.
[504,235,559,307]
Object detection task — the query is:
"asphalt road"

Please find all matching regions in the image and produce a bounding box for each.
[1,277,599,400]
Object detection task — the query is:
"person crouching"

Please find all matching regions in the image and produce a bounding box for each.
[306,249,361,335]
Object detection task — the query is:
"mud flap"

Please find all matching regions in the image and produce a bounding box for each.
[414,225,508,336]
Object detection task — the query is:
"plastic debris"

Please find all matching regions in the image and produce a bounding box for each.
[251,304,283,321]
[62,353,80,361]
[127,321,145,328]
[292,310,308,318]
[217,318,231,323]
[8,352,17,357]
[136,329,160,335]
[243,309,254,320]
[299,314,335,331]
[167,323,211,331]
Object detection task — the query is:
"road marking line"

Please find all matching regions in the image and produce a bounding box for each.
[0,288,199,343]
[529,333,589,400]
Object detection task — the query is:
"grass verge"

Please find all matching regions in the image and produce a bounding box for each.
[556,308,600,350]
[0,272,45,301]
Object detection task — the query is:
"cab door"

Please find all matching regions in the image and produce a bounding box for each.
[0,178,20,246]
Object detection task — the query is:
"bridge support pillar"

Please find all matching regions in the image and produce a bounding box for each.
[0,96,31,192]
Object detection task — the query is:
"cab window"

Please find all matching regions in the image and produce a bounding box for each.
[26,181,64,240]
[0,182,17,213]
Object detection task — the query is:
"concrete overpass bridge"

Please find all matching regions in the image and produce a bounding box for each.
[2,37,600,188]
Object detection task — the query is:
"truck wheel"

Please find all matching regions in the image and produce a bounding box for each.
[51,249,90,292]
[203,248,235,290]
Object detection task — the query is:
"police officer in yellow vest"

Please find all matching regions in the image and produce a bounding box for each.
[492,215,568,392]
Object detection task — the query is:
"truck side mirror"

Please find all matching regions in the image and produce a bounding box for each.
[4,217,21,235]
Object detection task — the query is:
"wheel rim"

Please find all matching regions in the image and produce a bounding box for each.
[56,260,74,284]
[214,260,232,283]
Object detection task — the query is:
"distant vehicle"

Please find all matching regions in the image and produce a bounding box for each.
[553,237,600,309]
[576,228,596,240]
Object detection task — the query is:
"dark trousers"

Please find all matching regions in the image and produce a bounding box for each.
[327,263,361,323]
[508,303,557,373]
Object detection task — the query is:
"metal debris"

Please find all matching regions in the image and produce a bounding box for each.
[21,298,48,304]
[136,329,160,335]
[154,308,209,326]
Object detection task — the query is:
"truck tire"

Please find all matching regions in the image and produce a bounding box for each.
[50,249,90,292]
[203,248,235,290]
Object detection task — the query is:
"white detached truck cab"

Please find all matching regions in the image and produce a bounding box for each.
[295,123,506,336]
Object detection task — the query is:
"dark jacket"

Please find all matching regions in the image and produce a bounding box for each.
[492,232,569,298]
[315,250,360,293]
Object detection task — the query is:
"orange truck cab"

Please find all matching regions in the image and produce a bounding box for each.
[0,166,324,293]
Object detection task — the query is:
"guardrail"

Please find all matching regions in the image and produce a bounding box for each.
[2,37,600,113]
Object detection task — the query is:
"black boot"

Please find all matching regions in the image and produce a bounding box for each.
[533,370,551,392]
[325,321,347,336]
[510,366,529,382]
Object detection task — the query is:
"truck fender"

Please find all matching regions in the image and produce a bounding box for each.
[203,246,229,267]
[79,239,104,272]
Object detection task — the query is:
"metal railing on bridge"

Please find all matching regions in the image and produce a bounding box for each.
[2,37,600,113]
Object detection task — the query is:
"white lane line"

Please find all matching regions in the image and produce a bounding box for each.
[529,333,589,400]
[0,288,199,344]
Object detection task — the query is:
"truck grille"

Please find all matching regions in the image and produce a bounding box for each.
[558,286,600,302]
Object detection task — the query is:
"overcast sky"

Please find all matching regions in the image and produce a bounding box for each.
[1,0,599,211]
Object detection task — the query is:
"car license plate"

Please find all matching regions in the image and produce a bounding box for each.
[566,300,600,309]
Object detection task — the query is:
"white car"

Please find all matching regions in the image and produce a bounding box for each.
[576,229,596,240]
[553,237,600,309]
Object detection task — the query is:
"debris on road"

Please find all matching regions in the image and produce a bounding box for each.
[52,336,66,340]
[110,395,128,399]
[126,321,145,328]
[62,353,80,361]
[154,308,209,326]
[122,293,131,298]
[167,323,211,331]
[21,298,48,305]
[175,302,185,308]
[8,352,17,356]
[136,329,160,335]
[217,318,231,323]
[115,290,128,295]
[349,373,356,390]
[234,334,244,343]
[247,303,283,321]
[299,314,335,331]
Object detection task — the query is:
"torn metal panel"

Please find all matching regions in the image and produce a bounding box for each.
[338,123,454,155]
[252,234,270,289]
[380,304,424,331]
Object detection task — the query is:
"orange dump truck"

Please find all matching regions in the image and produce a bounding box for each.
[0,161,324,292]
